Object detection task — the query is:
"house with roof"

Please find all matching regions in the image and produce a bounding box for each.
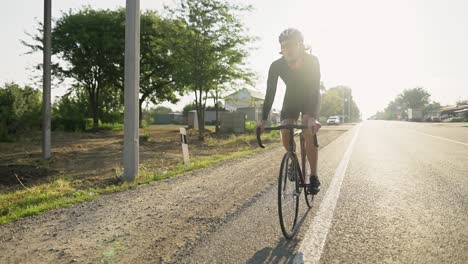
[440,105,468,119]
[224,88,266,121]
[224,88,265,110]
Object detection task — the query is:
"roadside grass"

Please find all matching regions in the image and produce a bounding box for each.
[0,131,280,225]
[99,123,124,131]
[0,179,97,224]
[205,130,280,147]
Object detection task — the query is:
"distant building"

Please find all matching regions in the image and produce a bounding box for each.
[224,88,265,122]
[425,110,442,121]
[440,105,468,119]
[454,105,468,118]
[225,88,265,109]
[270,109,281,124]
[236,107,261,122]
[153,112,183,125]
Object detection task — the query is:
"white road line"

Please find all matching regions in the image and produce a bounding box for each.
[415,131,468,146]
[293,124,361,264]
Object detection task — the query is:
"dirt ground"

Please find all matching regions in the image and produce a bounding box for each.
[0,125,270,193]
[0,125,351,264]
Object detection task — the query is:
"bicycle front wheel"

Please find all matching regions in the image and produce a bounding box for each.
[300,134,315,208]
[278,152,299,239]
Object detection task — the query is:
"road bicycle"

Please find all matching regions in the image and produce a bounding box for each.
[256,124,319,239]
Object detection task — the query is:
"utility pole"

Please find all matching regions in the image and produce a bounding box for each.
[349,93,352,122]
[342,89,347,123]
[342,88,349,123]
[122,0,140,182]
[42,0,52,159]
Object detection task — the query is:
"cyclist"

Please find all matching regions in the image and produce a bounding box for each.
[258,28,322,194]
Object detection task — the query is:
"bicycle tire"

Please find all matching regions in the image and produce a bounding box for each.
[300,134,315,208]
[278,152,300,239]
[304,185,315,208]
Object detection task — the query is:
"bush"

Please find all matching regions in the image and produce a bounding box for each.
[245,121,257,133]
[100,111,123,124]
[52,92,89,132]
[141,127,153,142]
[84,118,94,130]
[0,83,42,141]
[52,117,86,131]
[450,117,464,122]
[99,122,124,131]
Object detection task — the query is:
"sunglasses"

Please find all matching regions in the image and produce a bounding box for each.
[279,42,300,55]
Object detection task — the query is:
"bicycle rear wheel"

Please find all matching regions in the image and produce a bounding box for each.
[278,152,299,239]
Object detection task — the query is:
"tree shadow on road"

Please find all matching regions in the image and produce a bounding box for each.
[246,208,311,264]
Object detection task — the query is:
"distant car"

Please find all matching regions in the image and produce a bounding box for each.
[327,116,340,125]
[430,116,441,122]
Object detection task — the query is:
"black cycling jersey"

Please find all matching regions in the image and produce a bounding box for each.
[262,53,321,121]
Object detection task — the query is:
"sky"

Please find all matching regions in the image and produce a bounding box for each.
[1,0,467,118]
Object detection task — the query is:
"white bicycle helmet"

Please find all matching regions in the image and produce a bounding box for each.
[279,28,304,45]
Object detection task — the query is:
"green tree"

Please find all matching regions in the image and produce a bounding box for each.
[168,0,255,140]
[382,87,432,120]
[98,84,123,124]
[378,87,432,120]
[395,87,430,110]
[383,100,400,120]
[24,8,124,131]
[320,89,342,118]
[323,86,360,122]
[132,11,186,127]
[423,101,441,113]
[152,106,173,114]
[349,99,361,122]
[24,9,126,131]
[23,8,186,130]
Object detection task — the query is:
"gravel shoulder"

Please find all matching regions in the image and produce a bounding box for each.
[0,127,350,264]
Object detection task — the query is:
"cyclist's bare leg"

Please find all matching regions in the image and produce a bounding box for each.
[280,118,296,151]
[302,116,319,176]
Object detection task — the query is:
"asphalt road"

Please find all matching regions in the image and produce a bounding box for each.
[177,121,468,264]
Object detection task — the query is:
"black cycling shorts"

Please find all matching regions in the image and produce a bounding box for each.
[280,107,315,121]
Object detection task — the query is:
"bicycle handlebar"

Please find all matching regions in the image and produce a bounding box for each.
[255,124,319,149]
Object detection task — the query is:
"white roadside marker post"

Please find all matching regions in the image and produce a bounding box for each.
[180,127,191,165]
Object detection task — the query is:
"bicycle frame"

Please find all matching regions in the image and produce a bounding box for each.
[256,124,319,188]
